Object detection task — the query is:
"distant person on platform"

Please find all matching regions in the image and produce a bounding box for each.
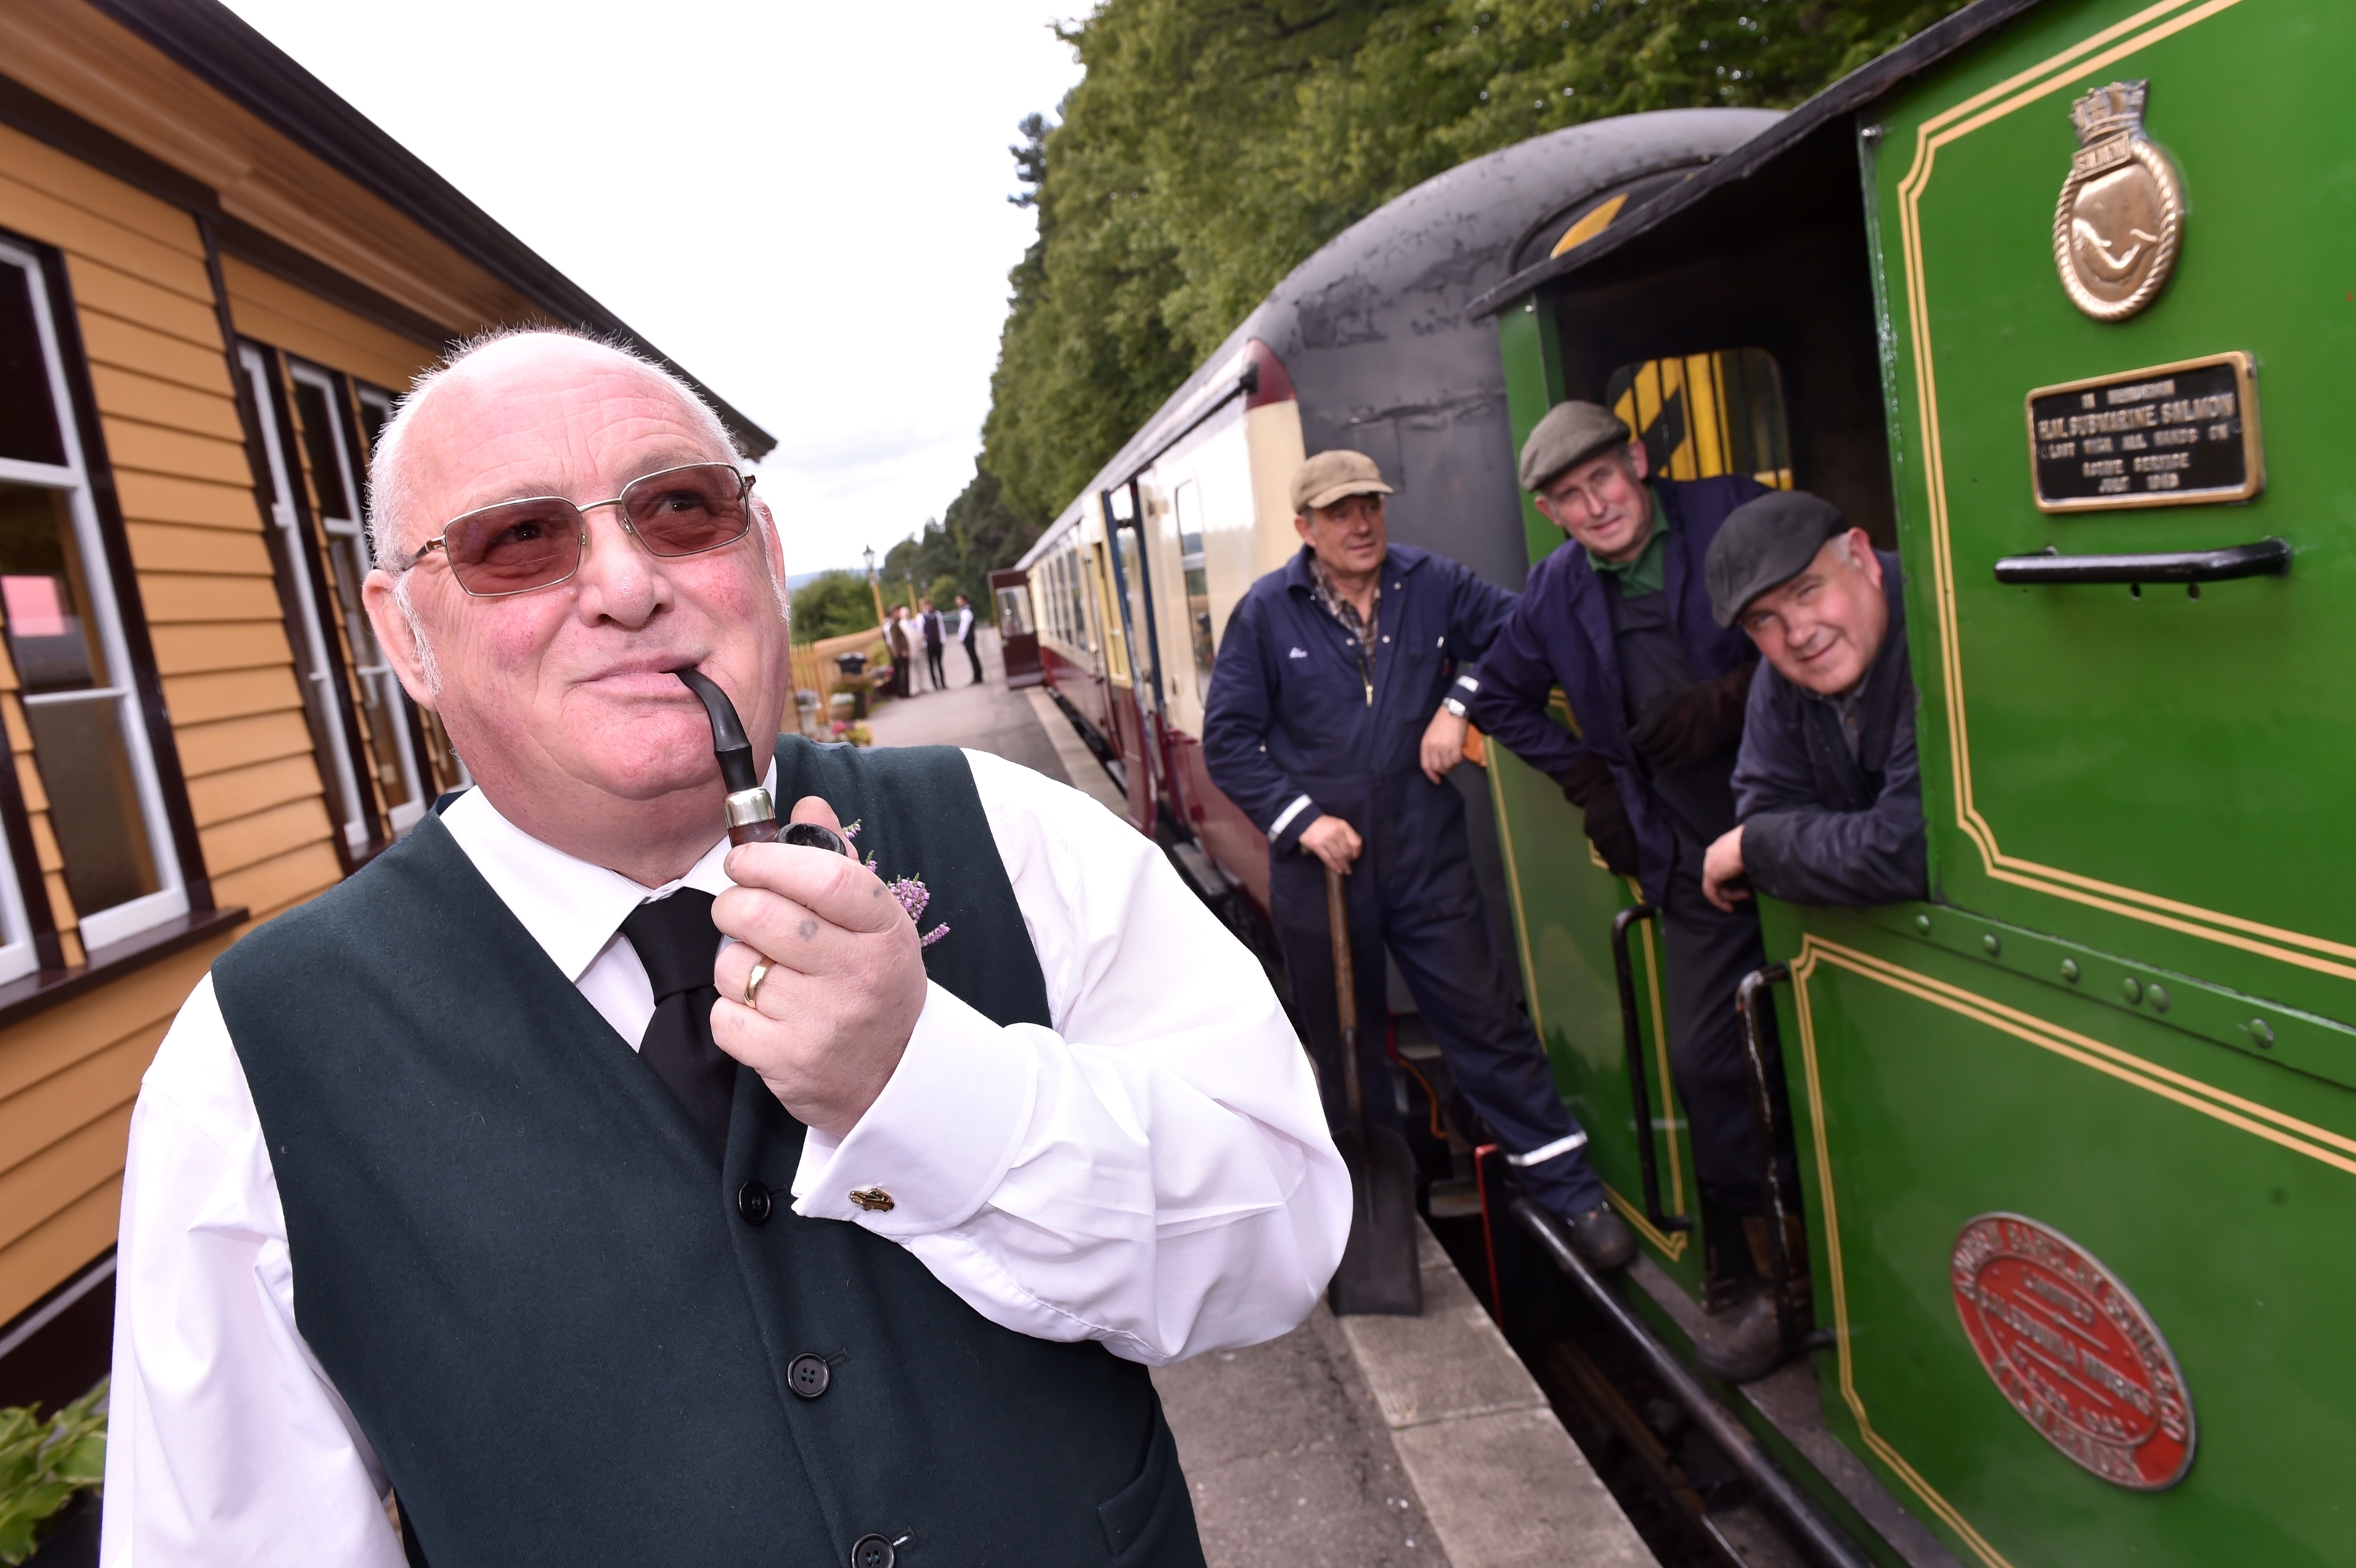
[955,592,982,685]
[1202,448,1634,1272]
[102,329,1345,1566]
[1466,401,1803,1380]
[921,597,947,691]
[1701,491,1926,912]
[886,604,913,698]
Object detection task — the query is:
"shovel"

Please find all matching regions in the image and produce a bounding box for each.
[1324,865,1422,1317]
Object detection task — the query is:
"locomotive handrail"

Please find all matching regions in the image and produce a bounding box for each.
[1610,905,1692,1236]
[1735,963,1801,1354]
[1991,536,2290,584]
[1512,1197,1875,1568]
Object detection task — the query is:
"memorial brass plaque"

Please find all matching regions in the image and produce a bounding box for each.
[2026,351,2262,513]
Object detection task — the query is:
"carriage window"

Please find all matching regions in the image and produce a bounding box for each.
[1605,348,1792,489]
[1173,480,1214,699]
[0,242,187,965]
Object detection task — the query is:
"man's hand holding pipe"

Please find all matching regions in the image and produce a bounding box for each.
[712,795,927,1138]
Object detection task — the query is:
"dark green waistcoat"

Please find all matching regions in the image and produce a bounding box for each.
[217,738,1202,1568]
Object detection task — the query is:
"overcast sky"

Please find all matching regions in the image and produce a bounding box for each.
[220,0,1082,576]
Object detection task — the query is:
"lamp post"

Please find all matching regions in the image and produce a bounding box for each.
[863,544,885,631]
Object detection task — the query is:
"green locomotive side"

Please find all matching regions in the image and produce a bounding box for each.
[1485,0,2356,1562]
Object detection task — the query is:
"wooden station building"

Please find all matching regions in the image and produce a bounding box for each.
[0,0,772,1408]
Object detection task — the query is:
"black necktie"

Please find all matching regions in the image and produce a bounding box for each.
[619,890,734,1159]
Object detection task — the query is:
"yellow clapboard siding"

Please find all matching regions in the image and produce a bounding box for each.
[211,839,341,921]
[115,470,261,533]
[200,795,333,878]
[15,754,45,817]
[127,520,272,577]
[76,307,239,398]
[63,254,224,351]
[174,709,314,780]
[138,572,284,625]
[99,415,253,489]
[223,256,436,392]
[0,170,208,303]
[0,943,218,1108]
[186,752,324,829]
[0,1178,121,1331]
[0,1106,131,1255]
[0,118,206,258]
[88,361,245,444]
[30,814,60,875]
[150,620,298,677]
[162,664,303,728]
[0,1023,161,1182]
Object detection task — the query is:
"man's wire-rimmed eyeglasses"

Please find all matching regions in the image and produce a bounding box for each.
[395,462,755,598]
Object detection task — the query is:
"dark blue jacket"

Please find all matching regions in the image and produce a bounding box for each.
[1202,543,1514,884]
[1467,475,1765,900]
[1730,552,1927,906]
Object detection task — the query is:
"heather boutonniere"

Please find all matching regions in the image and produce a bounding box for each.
[843,820,950,949]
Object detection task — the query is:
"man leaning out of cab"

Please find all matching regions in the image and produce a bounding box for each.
[1700,489,1928,916]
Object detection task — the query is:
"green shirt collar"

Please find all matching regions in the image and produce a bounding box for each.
[1587,489,1670,597]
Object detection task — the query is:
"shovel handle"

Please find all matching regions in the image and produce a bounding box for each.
[1326,867,1366,1132]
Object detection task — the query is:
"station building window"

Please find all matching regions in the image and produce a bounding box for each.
[0,240,189,970]
[1605,347,1792,489]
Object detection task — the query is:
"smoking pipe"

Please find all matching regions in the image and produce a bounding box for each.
[672,667,852,856]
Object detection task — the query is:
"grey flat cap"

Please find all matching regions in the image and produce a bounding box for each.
[1705,489,1847,627]
[1518,401,1631,492]
[1291,449,1395,513]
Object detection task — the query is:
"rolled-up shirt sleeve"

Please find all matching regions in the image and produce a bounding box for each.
[793,748,1348,1365]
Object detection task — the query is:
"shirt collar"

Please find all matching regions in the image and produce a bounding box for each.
[1587,488,1670,593]
[437,759,774,982]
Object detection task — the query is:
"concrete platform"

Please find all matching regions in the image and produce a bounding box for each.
[865,657,1656,1568]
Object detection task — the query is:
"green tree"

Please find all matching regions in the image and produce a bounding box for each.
[883,462,1044,616]
[978,0,1969,523]
[789,570,881,645]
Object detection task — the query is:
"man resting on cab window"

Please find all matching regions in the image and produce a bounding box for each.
[102,330,1345,1568]
[1701,490,1928,912]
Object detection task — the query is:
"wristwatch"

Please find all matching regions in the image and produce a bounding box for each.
[1443,696,1469,719]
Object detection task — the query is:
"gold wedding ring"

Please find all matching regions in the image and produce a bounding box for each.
[743,955,773,1010]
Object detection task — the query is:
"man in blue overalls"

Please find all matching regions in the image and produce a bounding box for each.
[1203,449,1633,1269]
[1469,402,1800,1379]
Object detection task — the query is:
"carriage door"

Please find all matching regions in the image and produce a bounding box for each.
[285,363,424,836]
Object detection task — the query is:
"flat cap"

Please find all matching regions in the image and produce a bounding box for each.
[1291,449,1394,514]
[1704,489,1847,627]
[1518,401,1631,492]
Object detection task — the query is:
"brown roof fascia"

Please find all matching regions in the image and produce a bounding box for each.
[86,0,776,457]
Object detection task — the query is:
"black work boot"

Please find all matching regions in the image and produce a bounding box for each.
[1564,1202,1636,1270]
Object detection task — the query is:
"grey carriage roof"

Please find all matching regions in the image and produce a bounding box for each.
[1016,105,1780,567]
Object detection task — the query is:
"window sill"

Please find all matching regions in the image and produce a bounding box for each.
[0,906,246,1033]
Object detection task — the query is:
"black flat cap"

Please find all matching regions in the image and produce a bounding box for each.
[1704,490,1847,627]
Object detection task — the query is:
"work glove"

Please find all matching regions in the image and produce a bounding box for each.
[1560,753,1640,878]
[1629,663,1757,774]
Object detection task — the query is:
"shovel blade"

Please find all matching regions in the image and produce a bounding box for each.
[1326,1125,1423,1317]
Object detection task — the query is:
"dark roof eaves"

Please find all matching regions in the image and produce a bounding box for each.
[1464,0,2052,319]
[86,0,775,457]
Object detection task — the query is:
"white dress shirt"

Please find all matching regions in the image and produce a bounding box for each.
[954,603,974,641]
[101,748,1346,1567]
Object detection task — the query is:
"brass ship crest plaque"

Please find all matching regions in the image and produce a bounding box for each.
[2053,80,2183,322]
[1952,1214,2196,1490]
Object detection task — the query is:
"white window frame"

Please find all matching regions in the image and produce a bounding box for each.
[240,343,372,855]
[287,361,424,836]
[0,238,188,960]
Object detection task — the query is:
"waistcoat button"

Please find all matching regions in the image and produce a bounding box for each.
[850,1532,895,1568]
[737,1181,773,1226]
[788,1352,831,1399]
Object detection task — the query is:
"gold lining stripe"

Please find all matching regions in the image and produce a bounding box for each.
[1890,0,2343,978]
[1790,931,2356,1568]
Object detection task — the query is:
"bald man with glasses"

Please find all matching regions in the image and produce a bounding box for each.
[102,330,1345,1567]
